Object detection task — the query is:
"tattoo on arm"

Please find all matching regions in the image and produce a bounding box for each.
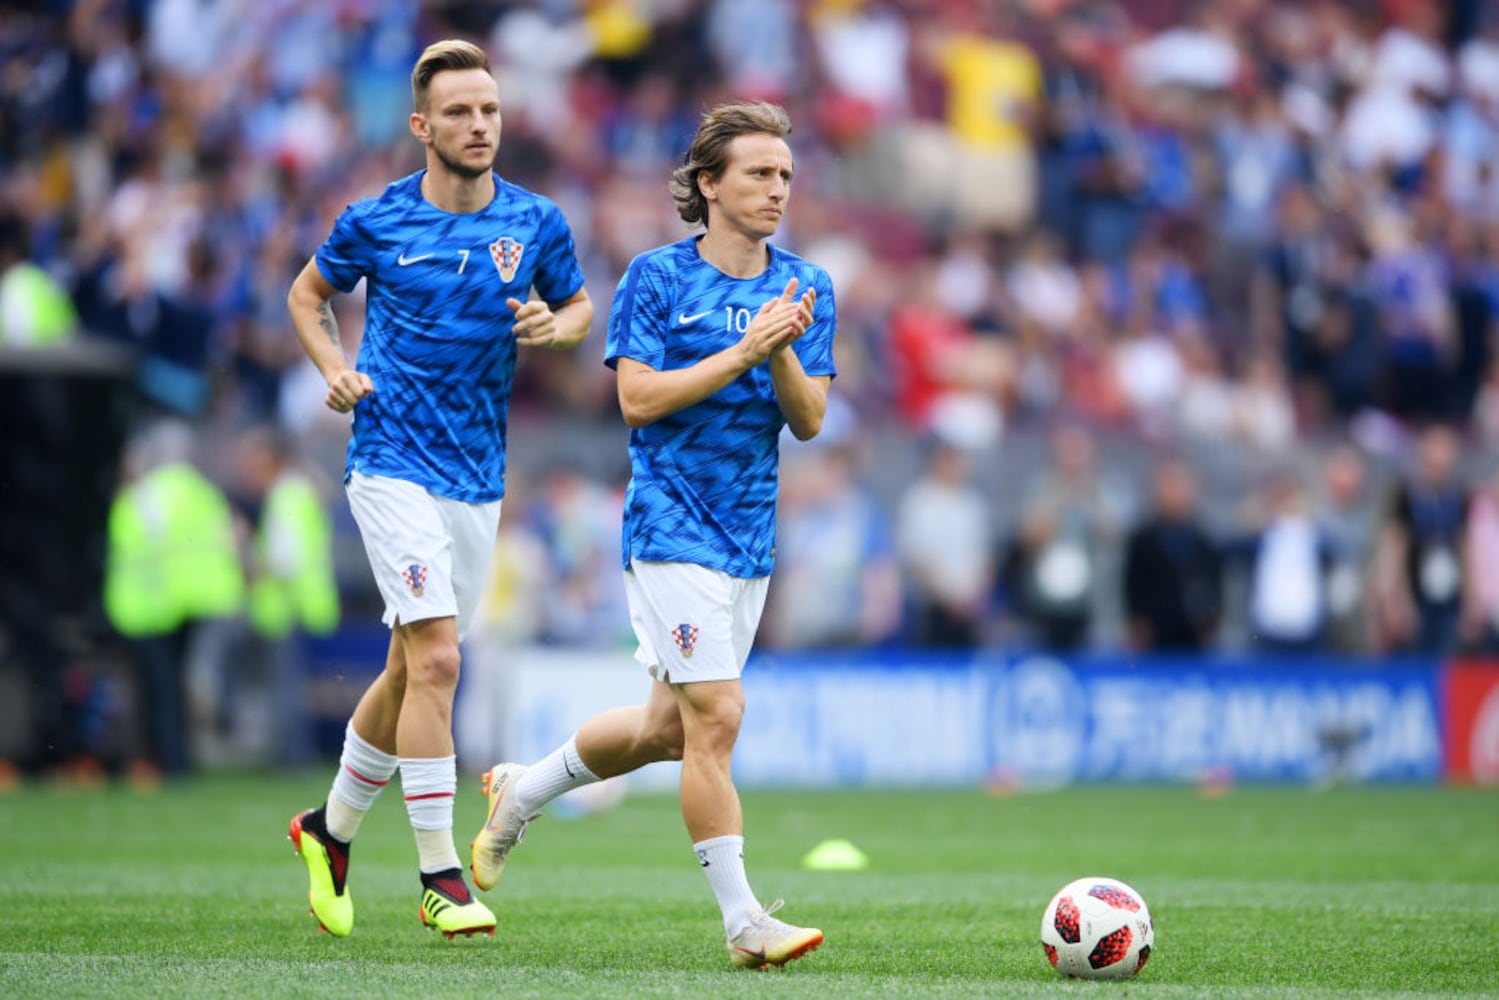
[317,301,340,346]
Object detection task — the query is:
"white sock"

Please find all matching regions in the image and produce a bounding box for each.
[694,835,760,937]
[514,735,600,817]
[326,722,398,842]
[400,755,461,874]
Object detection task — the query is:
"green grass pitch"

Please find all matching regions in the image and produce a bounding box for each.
[1,775,1495,997]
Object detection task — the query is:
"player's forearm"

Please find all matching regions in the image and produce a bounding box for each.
[616,347,756,428]
[769,348,828,441]
[289,300,352,380]
[287,278,352,381]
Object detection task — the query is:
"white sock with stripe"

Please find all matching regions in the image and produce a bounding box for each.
[325,722,397,842]
[694,834,760,938]
[400,755,461,874]
[514,734,600,817]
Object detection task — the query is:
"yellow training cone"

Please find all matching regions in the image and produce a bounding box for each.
[802,838,869,871]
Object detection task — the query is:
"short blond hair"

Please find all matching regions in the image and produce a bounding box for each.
[411,39,490,111]
[670,102,792,227]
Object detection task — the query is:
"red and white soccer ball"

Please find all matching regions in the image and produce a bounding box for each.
[1039,876,1154,979]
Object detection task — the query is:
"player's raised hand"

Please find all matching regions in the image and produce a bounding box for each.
[510,296,570,349]
[325,368,374,414]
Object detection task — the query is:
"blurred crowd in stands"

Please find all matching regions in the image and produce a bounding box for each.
[5,0,1499,736]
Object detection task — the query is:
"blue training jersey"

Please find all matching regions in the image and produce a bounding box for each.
[605,237,837,578]
[316,170,585,503]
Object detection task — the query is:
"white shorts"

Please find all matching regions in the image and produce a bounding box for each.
[624,559,769,683]
[346,472,501,639]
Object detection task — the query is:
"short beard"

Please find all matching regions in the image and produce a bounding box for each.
[434,143,495,180]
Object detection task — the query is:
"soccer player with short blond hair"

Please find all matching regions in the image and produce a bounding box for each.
[284,38,593,940]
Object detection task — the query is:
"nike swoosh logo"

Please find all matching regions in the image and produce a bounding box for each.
[732,943,766,960]
[397,252,434,266]
[677,309,715,325]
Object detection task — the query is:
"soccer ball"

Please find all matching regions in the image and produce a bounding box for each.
[1039,876,1154,979]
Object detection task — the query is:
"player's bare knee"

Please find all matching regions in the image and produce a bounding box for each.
[408,644,462,691]
[688,698,743,748]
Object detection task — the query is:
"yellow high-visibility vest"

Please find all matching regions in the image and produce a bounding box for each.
[249,472,340,639]
[103,463,245,637]
[0,262,76,347]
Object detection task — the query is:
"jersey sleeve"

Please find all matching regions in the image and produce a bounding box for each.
[530,198,586,304]
[605,253,670,370]
[797,265,838,378]
[314,202,375,293]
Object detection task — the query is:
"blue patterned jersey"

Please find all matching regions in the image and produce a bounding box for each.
[316,171,585,503]
[605,237,837,578]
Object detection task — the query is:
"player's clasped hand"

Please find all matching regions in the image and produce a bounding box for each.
[742,278,815,366]
[324,369,374,414]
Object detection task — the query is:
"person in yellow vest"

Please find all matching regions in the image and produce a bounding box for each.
[103,421,245,778]
[237,425,340,768]
[0,210,76,348]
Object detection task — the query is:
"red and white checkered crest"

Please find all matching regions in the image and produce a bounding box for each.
[490,237,524,282]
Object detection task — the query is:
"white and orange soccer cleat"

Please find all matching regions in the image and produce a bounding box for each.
[726,900,824,969]
[470,763,535,891]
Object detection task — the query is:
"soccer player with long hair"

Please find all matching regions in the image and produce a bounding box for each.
[472,100,835,968]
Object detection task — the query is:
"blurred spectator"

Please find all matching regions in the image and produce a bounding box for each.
[810,0,912,131]
[489,3,593,133]
[1034,3,1112,246]
[913,0,1041,233]
[1122,457,1222,652]
[102,420,244,778]
[1316,444,1379,654]
[1364,206,1458,422]
[1371,424,1471,653]
[888,258,1010,447]
[1002,424,1131,650]
[707,0,800,100]
[765,430,901,650]
[896,439,995,648]
[1005,231,1082,340]
[1339,2,1451,178]
[1236,472,1332,655]
[235,424,339,768]
[1124,0,1240,92]
[1254,187,1382,428]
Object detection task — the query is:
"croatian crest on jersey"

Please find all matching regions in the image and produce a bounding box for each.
[489,237,524,282]
[672,623,700,658]
[402,563,428,597]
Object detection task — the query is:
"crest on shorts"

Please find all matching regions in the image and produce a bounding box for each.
[672,623,700,658]
[402,563,428,598]
[490,236,524,282]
